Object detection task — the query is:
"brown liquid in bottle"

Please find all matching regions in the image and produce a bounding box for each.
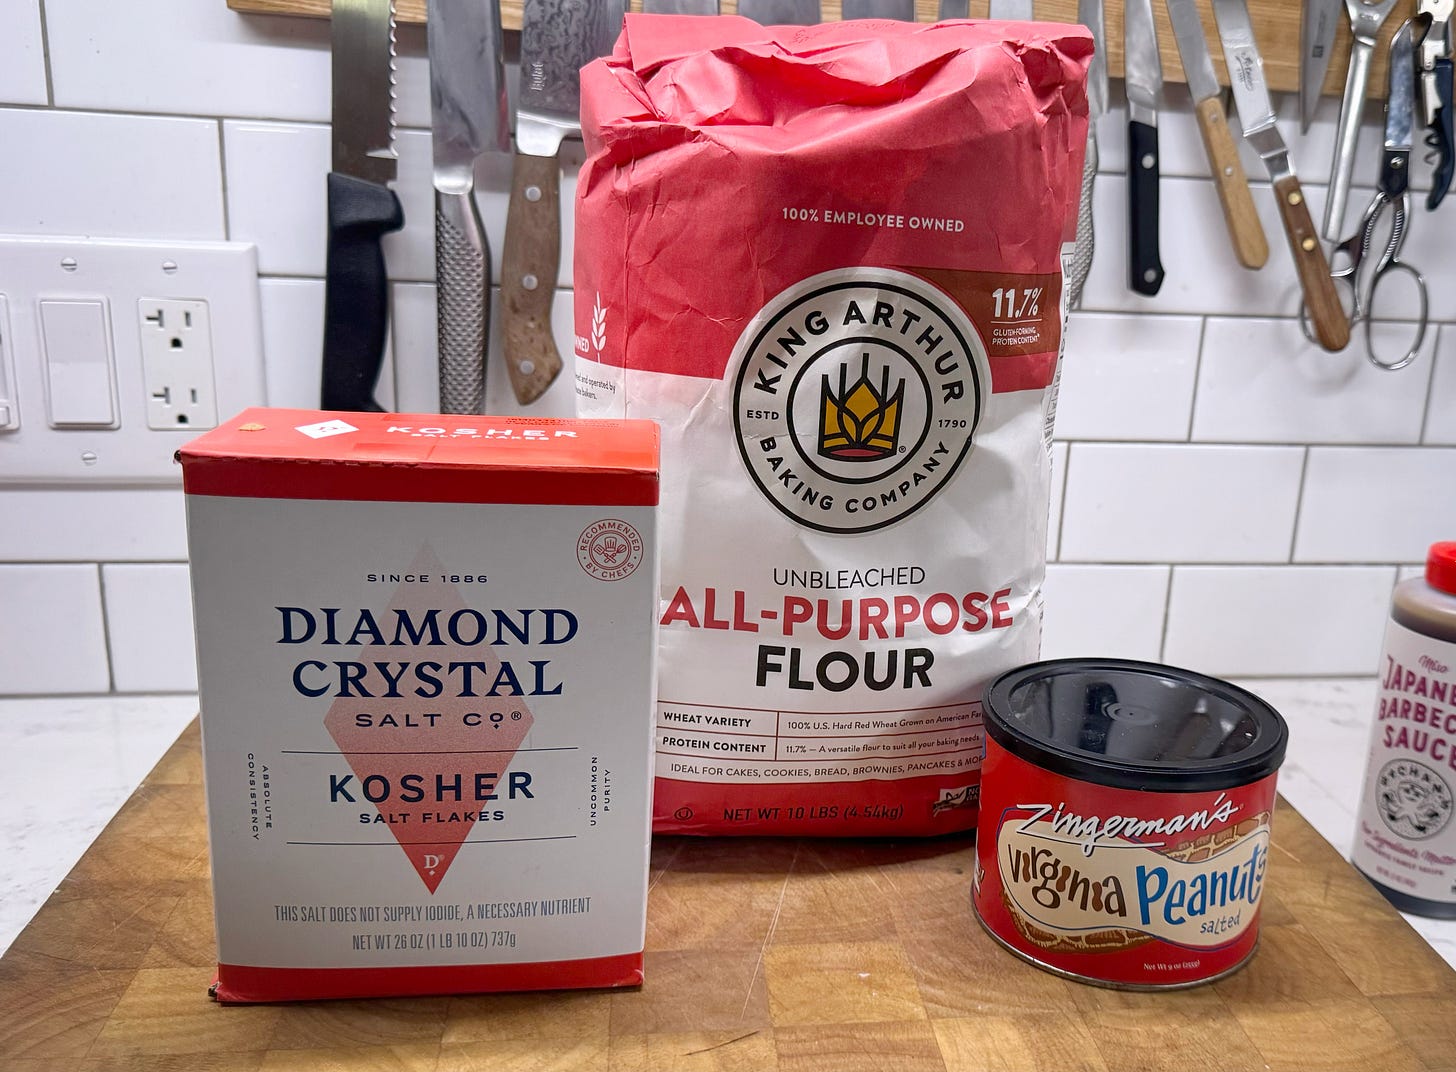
[1354,542,1456,919]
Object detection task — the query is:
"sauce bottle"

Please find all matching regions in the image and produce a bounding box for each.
[1352,541,1456,918]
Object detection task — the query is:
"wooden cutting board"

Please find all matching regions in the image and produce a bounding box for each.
[3,719,1454,1071]
[225,0,1419,99]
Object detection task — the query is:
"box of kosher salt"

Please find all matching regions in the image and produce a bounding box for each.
[179,408,659,1002]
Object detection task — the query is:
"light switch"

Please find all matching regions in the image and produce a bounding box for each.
[40,298,117,428]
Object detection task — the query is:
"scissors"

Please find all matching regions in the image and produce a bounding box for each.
[1305,21,1430,370]
[1324,0,1401,242]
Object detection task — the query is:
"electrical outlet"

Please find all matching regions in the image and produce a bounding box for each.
[0,236,265,484]
[139,299,218,430]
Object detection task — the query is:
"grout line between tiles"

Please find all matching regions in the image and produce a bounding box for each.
[95,562,117,694]
[36,0,55,108]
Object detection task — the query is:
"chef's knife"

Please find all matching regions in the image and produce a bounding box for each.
[322,0,403,413]
[1300,0,1341,134]
[1067,0,1105,308]
[1212,0,1350,352]
[501,0,619,405]
[843,0,915,17]
[737,0,819,24]
[1166,0,1268,269]
[644,0,718,12]
[429,0,509,415]
[1124,0,1164,296]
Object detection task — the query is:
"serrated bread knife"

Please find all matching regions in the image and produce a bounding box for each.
[321,0,403,412]
[500,0,619,406]
[1211,0,1350,352]
[429,0,509,415]
[1166,0,1269,269]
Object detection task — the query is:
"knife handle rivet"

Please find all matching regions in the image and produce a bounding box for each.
[1301,237,1317,252]
[519,360,536,375]
[1287,191,1304,207]
[1223,165,1234,177]
[525,186,543,203]
[1143,269,1157,284]
[522,274,539,291]
[1141,153,1156,170]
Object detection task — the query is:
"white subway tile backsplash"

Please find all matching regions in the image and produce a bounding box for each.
[1079,175,1302,319]
[1056,313,1199,441]
[0,1,47,106]
[1163,566,1394,677]
[0,109,224,240]
[1041,564,1169,662]
[1048,441,1067,561]
[259,278,396,411]
[1059,443,1304,563]
[0,565,110,694]
[1295,447,1456,562]
[1193,318,1434,444]
[46,0,431,128]
[0,489,187,561]
[101,564,196,693]
[1426,328,1456,445]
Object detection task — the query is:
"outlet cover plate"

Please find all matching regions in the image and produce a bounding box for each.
[0,236,266,484]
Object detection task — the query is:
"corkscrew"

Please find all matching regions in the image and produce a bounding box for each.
[1417,0,1454,208]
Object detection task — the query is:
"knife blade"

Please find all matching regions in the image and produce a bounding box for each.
[322,0,404,413]
[1065,0,1104,308]
[1166,0,1268,269]
[937,0,969,16]
[1212,0,1350,352]
[988,0,1034,17]
[500,0,619,406]
[1300,0,1341,134]
[1124,0,1163,296]
[429,0,509,415]
[842,0,915,18]
[644,0,719,12]
[737,0,820,24]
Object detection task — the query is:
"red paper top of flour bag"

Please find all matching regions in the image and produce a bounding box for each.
[576,15,1092,389]
[180,408,660,506]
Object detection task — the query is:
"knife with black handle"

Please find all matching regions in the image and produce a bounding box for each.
[322,0,403,413]
[1125,0,1164,296]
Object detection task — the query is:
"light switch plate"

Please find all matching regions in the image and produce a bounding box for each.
[0,236,266,484]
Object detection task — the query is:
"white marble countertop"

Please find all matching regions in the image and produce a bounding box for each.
[1,681,1453,970]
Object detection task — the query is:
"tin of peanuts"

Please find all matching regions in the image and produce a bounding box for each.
[973,658,1289,989]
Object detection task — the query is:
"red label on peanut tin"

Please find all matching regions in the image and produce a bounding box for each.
[974,736,1278,989]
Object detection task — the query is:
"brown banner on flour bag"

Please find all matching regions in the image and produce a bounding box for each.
[575,15,1091,836]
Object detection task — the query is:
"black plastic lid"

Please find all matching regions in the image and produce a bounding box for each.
[984,658,1288,793]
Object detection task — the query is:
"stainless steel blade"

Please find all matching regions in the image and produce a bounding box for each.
[937,0,969,17]
[1212,0,1283,163]
[989,0,1035,17]
[1079,0,1107,118]
[516,0,620,157]
[1166,0,1220,103]
[843,0,915,17]
[736,0,820,24]
[1387,19,1416,154]
[331,0,398,183]
[1124,0,1163,127]
[644,0,719,12]
[429,0,509,182]
[1300,0,1341,132]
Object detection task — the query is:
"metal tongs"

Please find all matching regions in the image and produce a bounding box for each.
[1416,0,1455,208]
[1325,0,1401,242]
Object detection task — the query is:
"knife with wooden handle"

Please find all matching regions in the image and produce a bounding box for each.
[429,0,509,414]
[1212,0,1349,352]
[501,0,618,405]
[1165,0,1268,269]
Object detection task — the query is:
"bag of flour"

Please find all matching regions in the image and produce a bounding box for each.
[575,14,1091,836]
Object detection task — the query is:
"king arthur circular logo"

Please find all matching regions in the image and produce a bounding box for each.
[731,268,986,534]
[1375,758,1454,840]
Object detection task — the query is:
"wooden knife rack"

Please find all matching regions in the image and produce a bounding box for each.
[229,0,1419,100]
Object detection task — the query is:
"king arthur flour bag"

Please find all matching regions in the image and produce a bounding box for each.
[576,15,1091,836]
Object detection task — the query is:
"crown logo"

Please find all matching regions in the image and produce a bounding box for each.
[819,355,904,461]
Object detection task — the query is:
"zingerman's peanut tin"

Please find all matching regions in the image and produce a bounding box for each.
[972,659,1288,989]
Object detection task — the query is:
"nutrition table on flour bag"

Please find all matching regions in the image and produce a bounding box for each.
[655,701,984,782]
